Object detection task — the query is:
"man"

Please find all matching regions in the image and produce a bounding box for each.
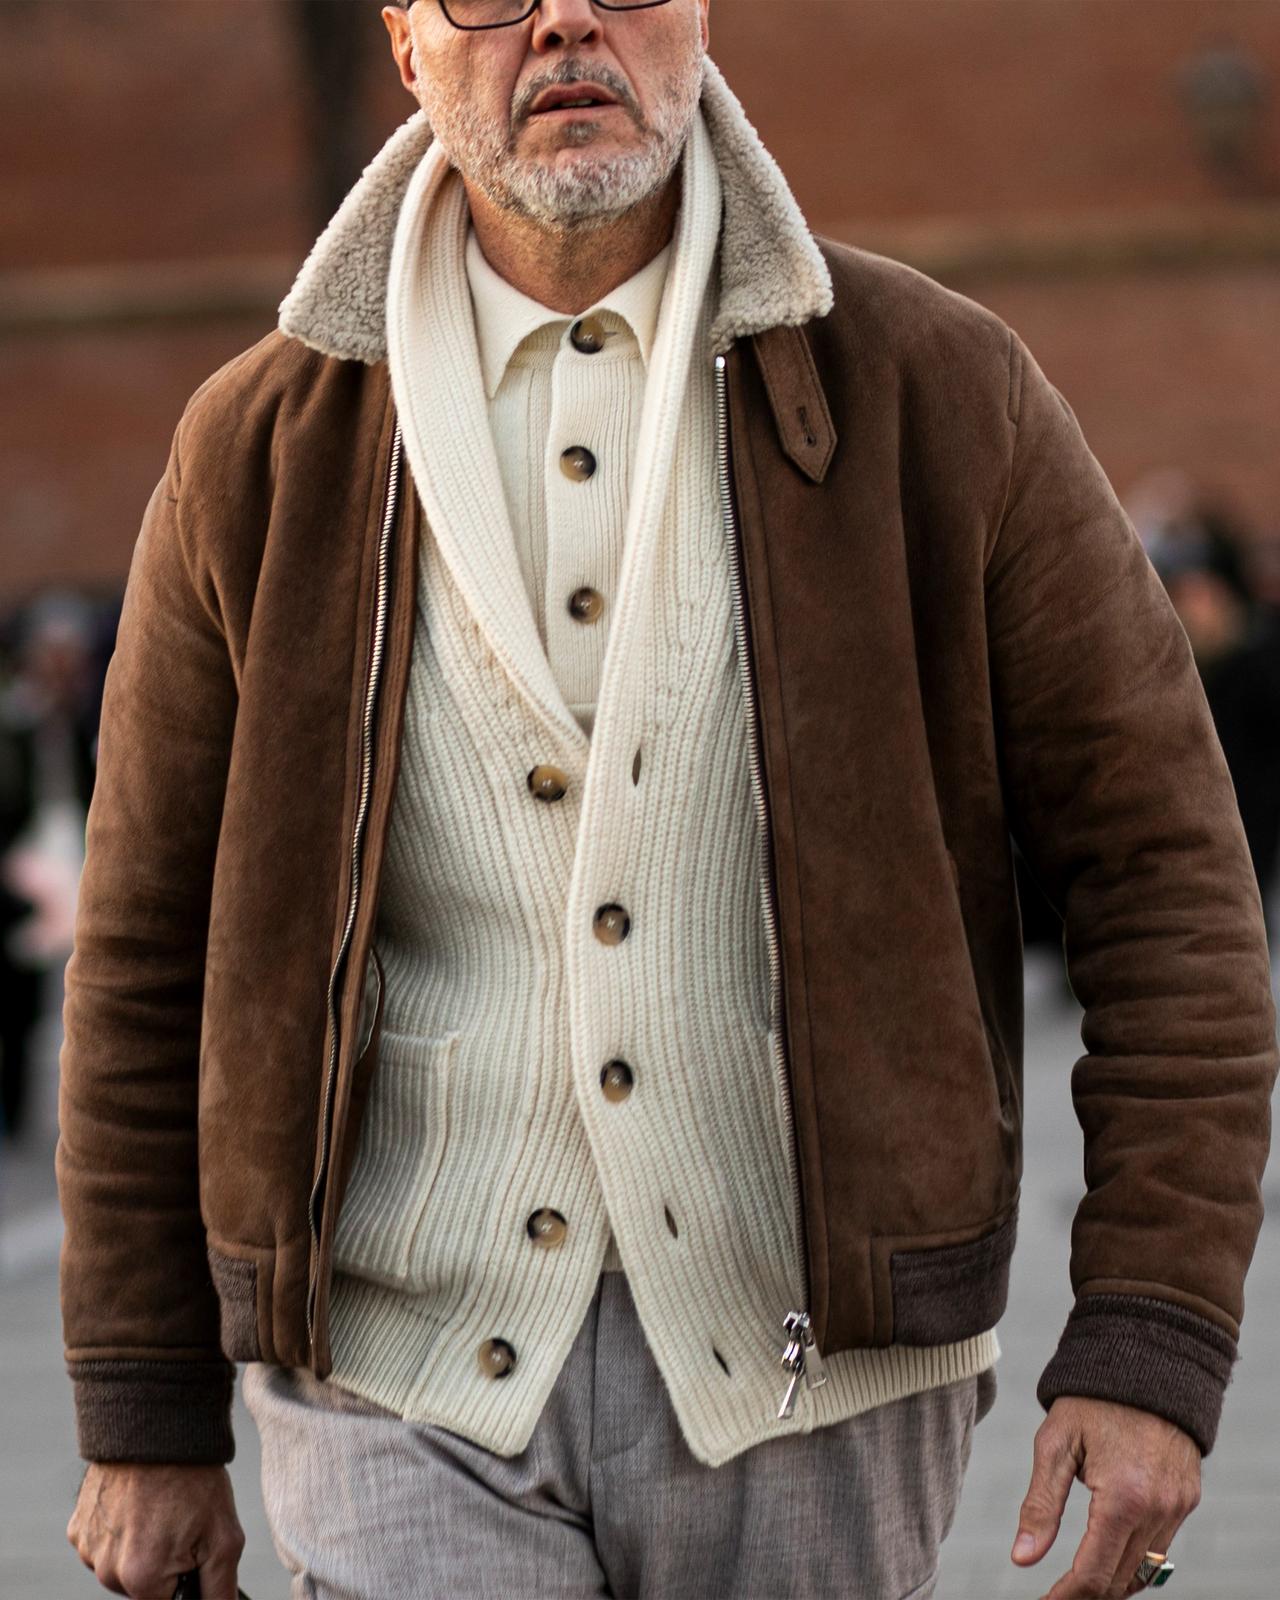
[61,1,1278,1597]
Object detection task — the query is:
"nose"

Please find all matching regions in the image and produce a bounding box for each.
[530,0,604,51]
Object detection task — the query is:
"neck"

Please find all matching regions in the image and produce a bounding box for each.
[461,168,680,316]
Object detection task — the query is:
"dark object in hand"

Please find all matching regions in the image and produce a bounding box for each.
[172,1570,251,1599]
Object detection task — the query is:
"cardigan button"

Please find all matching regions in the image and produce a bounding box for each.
[560,445,597,482]
[593,903,630,944]
[567,586,604,623]
[526,1208,568,1248]
[477,1337,517,1379]
[528,763,569,802]
[600,1060,634,1103]
[569,314,607,354]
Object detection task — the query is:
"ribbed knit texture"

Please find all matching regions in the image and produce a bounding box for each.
[326,107,999,1467]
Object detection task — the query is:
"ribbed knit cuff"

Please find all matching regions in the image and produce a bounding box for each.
[1036,1293,1237,1457]
[68,1358,236,1465]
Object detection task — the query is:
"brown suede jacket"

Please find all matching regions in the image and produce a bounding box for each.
[56,203,1277,1465]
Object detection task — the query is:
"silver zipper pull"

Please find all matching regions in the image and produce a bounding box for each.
[776,1309,828,1418]
[777,1325,805,1418]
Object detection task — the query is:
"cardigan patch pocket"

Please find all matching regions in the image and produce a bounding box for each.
[331,1028,461,1290]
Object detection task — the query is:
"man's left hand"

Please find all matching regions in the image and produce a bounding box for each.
[1011,1395,1202,1598]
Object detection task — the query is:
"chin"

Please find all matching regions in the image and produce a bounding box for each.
[479,137,673,226]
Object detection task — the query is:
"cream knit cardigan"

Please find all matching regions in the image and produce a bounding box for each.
[323,87,1000,1468]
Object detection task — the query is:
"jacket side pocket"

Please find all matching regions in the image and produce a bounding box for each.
[888,1203,1018,1344]
[206,1242,262,1362]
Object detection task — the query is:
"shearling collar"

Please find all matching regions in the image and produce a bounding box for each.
[276,55,832,365]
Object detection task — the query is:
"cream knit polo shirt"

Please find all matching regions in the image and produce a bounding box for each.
[462,223,672,744]
[325,106,1000,1467]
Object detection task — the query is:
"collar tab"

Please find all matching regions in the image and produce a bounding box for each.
[749,323,837,484]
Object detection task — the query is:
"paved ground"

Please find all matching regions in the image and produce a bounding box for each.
[4,946,1278,1599]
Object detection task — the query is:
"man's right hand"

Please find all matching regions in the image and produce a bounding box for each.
[67,1461,245,1600]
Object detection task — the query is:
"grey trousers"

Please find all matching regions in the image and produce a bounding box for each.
[243,1269,995,1600]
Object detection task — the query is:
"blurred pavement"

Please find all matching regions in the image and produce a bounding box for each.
[3,943,1278,1599]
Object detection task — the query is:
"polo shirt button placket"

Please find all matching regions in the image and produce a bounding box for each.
[563,316,606,623]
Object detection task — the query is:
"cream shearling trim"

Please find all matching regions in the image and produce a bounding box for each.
[277,55,831,364]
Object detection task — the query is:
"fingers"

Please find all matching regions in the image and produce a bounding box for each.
[197,1526,248,1600]
[1114,1528,1154,1597]
[1105,1524,1165,1598]
[1015,1399,1203,1599]
[1036,1472,1136,1600]
[96,1530,244,1600]
[68,1512,97,1573]
[65,1462,243,1599]
[1115,1517,1182,1598]
[1012,1414,1083,1568]
[1036,1477,1195,1597]
[1109,1451,1196,1597]
[101,1555,179,1599]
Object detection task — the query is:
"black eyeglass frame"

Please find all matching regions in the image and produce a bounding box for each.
[434,0,672,31]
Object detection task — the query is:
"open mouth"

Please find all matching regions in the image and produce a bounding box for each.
[531,100,622,117]
[528,83,626,120]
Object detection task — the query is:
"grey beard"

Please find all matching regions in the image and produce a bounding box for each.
[477,133,686,228]
[421,53,705,231]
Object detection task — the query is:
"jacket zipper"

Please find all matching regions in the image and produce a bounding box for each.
[306,417,403,1349]
[714,353,827,1420]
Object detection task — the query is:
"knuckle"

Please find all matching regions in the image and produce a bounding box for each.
[215,1524,247,1560]
[1112,1479,1150,1521]
[1032,1423,1062,1461]
[1157,1492,1186,1522]
[116,1558,152,1595]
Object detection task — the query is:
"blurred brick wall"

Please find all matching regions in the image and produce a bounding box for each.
[2,0,1278,599]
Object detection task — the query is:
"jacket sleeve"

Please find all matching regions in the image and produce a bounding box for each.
[985,329,1278,1457]
[56,412,239,1464]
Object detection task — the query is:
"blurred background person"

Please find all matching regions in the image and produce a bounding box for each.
[0,590,104,1145]
[1142,492,1280,937]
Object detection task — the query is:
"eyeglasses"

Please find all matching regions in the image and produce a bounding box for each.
[435,0,672,31]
